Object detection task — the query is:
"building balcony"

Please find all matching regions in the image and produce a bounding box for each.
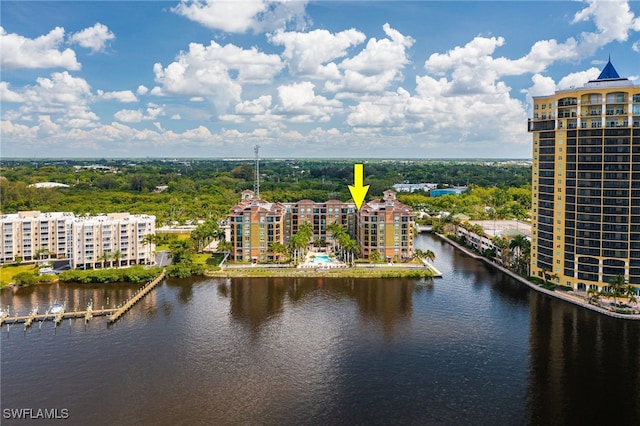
[558,99,578,107]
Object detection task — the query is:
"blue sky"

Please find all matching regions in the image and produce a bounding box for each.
[1,0,639,159]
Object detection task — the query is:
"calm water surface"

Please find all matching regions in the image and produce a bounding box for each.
[1,234,639,425]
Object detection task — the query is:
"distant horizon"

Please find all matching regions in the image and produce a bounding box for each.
[1,156,533,162]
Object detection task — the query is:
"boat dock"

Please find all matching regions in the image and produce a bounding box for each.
[1,269,166,328]
[5,308,117,326]
[108,269,166,323]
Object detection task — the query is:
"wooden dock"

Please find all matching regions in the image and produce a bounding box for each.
[1,269,166,327]
[4,308,116,325]
[108,269,166,323]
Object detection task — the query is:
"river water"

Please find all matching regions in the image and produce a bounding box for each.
[1,234,639,425]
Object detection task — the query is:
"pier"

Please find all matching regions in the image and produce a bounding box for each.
[6,308,116,325]
[108,269,166,323]
[1,269,166,328]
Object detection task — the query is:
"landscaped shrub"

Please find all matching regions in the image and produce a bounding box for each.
[13,271,38,287]
[59,266,162,284]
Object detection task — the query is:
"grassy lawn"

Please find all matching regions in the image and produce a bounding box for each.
[0,264,37,288]
[193,253,212,267]
[155,233,191,251]
[205,267,434,279]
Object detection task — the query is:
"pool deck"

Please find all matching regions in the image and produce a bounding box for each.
[300,252,347,269]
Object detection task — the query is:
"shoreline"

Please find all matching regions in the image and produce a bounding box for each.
[434,233,640,321]
[204,264,439,279]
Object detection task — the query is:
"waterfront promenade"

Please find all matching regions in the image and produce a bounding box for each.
[436,233,640,320]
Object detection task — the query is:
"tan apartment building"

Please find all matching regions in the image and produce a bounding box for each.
[0,211,156,269]
[528,59,640,294]
[228,190,414,262]
[356,190,414,262]
[228,190,287,262]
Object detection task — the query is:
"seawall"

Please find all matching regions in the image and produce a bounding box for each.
[434,233,640,321]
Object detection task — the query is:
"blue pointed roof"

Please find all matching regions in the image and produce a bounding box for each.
[597,58,621,80]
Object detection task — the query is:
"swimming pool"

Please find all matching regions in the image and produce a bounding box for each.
[310,254,332,265]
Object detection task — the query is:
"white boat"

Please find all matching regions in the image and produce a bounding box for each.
[50,302,65,315]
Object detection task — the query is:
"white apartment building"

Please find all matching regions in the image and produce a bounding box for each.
[0,211,156,269]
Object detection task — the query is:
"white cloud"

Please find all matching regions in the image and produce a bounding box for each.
[326,23,414,94]
[97,89,138,103]
[3,71,99,128]
[268,28,365,79]
[422,0,640,97]
[235,95,272,115]
[346,88,410,129]
[114,109,144,123]
[523,74,557,101]
[573,0,640,55]
[69,23,115,53]
[153,40,283,111]
[557,68,601,90]
[137,85,149,95]
[276,81,341,122]
[172,0,309,34]
[0,26,80,70]
[0,82,24,103]
[114,103,165,123]
[171,114,182,120]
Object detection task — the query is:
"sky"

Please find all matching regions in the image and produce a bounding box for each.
[1,0,639,159]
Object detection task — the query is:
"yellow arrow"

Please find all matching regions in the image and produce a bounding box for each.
[348,163,370,210]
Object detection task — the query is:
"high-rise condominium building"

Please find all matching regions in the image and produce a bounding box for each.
[528,59,640,293]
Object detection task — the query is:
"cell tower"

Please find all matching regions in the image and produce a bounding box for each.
[254,145,260,198]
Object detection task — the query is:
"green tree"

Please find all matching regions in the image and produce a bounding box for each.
[14,271,38,286]
[509,234,530,275]
[111,250,123,268]
[268,242,288,262]
[370,250,382,263]
[217,240,233,254]
[608,274,626,307]
[414,248,436,263]
[587,287,601,305]
[492,237,510,266]
[98,251,112,269]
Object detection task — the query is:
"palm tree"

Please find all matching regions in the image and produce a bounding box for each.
[98,251,111,269]
[35,247,52,261]
[343,238,359,265]
[142,234,156,265]
[413,248,435,263]
[492,237,509,266]
[111,250,123,269]
[268,242,288,262]
[624,285,638,307]
[587,287,600,305]
[327,223,345,252]
[288,234,305,265]
[608,274,626,307]
[509,234,530,275]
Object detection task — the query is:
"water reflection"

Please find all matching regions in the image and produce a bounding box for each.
[527,291,640,424]
[219,277,417,336]
[1,234,640,424]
